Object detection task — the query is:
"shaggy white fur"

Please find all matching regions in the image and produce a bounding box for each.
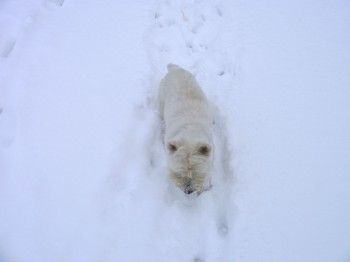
[158,64,214,194]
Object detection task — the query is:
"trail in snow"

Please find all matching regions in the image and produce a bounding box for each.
[141,0,240,261]
[99,1,240,261]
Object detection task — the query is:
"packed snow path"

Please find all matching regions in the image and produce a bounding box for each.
[1,1,350,262]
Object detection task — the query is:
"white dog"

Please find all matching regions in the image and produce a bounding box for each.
[158,64,213,194]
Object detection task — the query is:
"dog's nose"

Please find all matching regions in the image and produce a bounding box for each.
[184,188,194,194]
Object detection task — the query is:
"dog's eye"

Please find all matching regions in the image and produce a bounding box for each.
[198,145,210,156]
[167,143,177,153]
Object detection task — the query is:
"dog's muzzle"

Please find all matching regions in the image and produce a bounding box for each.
[184,187,194,194]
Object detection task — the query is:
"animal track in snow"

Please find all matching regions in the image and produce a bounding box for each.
[193,257,205,262]
[149,0,225,61]
[146,1,237,260]
[49,0,65,6]
[218,222,229,236]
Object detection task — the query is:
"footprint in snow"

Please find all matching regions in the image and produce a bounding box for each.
[49,0,65,6]
[193,257,205,262]
[218,223,229,236]
[150,0,224,57]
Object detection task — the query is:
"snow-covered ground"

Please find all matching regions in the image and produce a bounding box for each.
[1,1,350,261]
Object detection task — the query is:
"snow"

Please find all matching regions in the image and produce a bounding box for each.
[1,1,350,262]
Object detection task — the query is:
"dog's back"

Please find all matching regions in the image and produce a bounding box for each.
[158,64,209,120]
[167,63,181,71]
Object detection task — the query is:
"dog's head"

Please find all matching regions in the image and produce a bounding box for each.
[166,140,213,194]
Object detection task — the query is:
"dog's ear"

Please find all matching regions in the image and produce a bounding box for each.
[167,142,178,154]
[197,144,211,156]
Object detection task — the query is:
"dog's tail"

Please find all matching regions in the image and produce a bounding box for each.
[167,63,181,72]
